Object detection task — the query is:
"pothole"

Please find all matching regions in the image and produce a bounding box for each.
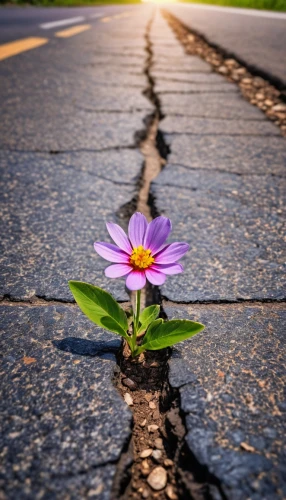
[162,9,286,136]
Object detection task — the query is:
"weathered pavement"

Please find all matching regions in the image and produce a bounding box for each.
[150,11,286,500]
[0,5,286,500]
[0,7,152,498]
[164,3,286,90]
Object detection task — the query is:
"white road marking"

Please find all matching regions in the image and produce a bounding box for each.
[90,12,105,19]
[40,16,85,30]
[180,3,286,20]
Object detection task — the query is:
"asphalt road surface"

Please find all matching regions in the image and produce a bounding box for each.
[166,2,286,87]
[1,2,286,85]
[0,4,285,499]
[0,5,130,43]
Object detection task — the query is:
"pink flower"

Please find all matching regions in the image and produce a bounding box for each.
[94,212,189,291]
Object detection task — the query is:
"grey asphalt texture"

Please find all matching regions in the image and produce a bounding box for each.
[0,5,285,500]
[165,3,286,88]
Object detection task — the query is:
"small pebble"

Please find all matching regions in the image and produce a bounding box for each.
[154,438,164,450]
[148,425,159,433]
[142,489,149,499]
[145,394,153,402]
[122,378,137,391]
[141,459,150,476]
[124,393,133,406]
[225,58,236,67]
[152,449,162,461]
[140,449,153,458]
[147,466,167,491]
[218,65,228,75]
[265,99,274,107]
[273,103,286,112]
[140,419,147,427]
[164,459,173,467]
[149,401,156,409]
[150,361,159,367]
[166,484,177,500]
[241,78,252,85]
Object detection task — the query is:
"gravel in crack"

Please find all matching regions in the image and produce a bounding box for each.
[117,346,179,500]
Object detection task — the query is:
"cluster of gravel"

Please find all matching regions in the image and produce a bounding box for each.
[163,10,286,136]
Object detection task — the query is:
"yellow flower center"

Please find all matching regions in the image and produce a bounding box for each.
[130,245,154,270]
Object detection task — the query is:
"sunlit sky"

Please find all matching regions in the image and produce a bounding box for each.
[141,0,177,4]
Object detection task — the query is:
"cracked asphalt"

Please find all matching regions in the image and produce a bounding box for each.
[0,5,285,500]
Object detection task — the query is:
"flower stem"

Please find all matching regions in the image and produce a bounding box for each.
[135,289,141,332]
[132,289,141,355]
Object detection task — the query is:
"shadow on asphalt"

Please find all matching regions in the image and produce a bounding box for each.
[53,337,119,358]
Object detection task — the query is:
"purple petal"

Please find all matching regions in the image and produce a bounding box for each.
[145,269,166,286]
[105,264,132,278]
[106,222,132,254]
[125,270,146,291]
[155,243,189,264]
[144,216,172,254]
[94,242,129,263]
[128,212,148,249]
[151,263,183,275]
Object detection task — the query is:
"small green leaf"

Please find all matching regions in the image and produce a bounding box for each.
[138,319,204,353]
[101,316,129,339]
[69,281,128,338]
[138,305,160,334]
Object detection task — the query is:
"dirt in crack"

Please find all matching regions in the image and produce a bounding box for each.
[111,11,181,498]
[137,117,165,221]
[113,113,178,500]
[117,347,181,500]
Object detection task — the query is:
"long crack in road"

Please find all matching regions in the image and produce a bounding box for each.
[0,4,285,500]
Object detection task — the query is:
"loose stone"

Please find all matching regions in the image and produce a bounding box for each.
[145,394,153,402]
[154,438,164,450]
[152,449,162,461]
[142,489,149,499]
[166,484,177,500]
[124,393,133,406]
[218,66,228,75]
[150,361,159,367]
[148,425,159,433]
[149,401,156,409]
[140,419,147,427]
[140,449,153,458]
[164,459,174,467]
[141,459,150,476]
[122,377,137,391]
[240,441,256,452]
[147,466,167,491]
[273,103,286,112]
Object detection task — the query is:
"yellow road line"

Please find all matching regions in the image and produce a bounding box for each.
[113,12,131,19]
[101,12,132,23]
[0,37,48,62]
[55,24,91,38]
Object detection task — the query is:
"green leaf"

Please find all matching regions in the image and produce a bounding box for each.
[138,319,204,353]
[100,316,129,339]
[138,305,160,334]
[69,281,128,339]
